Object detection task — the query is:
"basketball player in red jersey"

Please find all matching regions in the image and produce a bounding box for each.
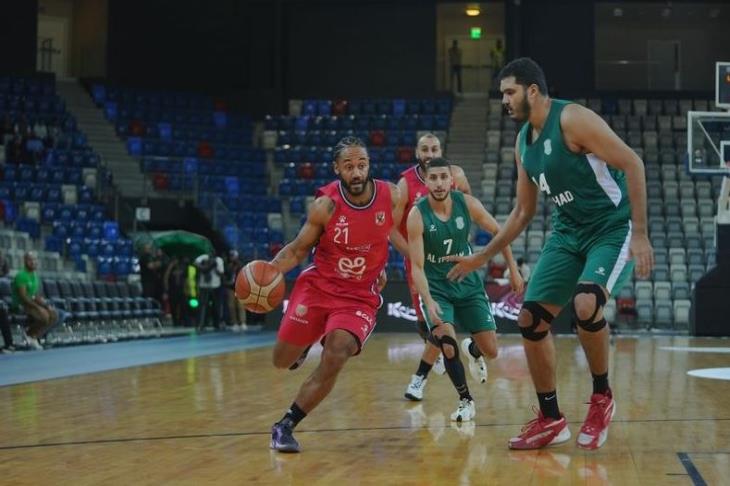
[390,133,473,401]
[268,136,403,453]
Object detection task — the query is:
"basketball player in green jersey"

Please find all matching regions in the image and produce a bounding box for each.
[407,157,524,422]
[447,58,654,450]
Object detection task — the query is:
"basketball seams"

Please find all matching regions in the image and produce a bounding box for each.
[237,260,284,312]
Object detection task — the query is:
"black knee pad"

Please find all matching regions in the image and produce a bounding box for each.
[437,334,459,360]
[572,283,607,332]
[416,320,430,341]
[519,301,554,341]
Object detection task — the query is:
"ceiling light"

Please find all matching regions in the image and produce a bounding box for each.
[466,5,480,17]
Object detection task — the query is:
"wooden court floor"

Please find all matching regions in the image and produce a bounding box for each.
[1,333,729,485]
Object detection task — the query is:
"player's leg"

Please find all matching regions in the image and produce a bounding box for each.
[272,277,324,370]
[271,302,376,453]
[572,225,633,449]
[455,293,498,383]
[422,297,475,421]
[405,283,444,401]
[21,304,49,349]
[509,236,581,450]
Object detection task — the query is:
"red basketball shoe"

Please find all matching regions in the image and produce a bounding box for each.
[576,389,615,450]
[508,407,571,450]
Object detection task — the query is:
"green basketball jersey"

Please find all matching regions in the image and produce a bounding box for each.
[518,99,631,235]
[416,191,482,297]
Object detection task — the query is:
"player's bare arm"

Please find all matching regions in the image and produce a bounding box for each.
[270,196,334,274]
[451,164,472,195]
[406,206,443,326]
[389,177,410,257]
[561,103,654,279]
[447,140,537,281]
[464,194,525,293]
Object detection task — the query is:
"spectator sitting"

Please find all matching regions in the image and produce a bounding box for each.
[11,251,66,350]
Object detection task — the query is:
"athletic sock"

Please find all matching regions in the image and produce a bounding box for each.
[592,372,609,395]
[280,402,307,428]
[415,359,432,378]
[537,391,561,420]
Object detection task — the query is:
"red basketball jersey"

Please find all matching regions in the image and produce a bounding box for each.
[398,165,429,239]
[302,179,393,306]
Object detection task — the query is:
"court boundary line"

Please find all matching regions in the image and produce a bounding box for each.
[677,452,708,486]
[2,417,729,451]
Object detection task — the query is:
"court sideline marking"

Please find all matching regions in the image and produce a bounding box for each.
[677,452,708,486]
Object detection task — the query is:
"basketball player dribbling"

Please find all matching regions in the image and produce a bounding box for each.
[448,58,654,450]
[389,133,473,401]
[268,136,403,453]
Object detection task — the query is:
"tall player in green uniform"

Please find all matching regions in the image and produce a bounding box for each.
[408,157,524,421]
[448,58,654,450]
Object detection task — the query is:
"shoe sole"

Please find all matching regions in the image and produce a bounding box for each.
[270,440,300,453]
[404,392,423,401]
[576,401,616,450]
[508,423,571,450]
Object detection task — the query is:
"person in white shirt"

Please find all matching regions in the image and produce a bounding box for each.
[194,252,224,330]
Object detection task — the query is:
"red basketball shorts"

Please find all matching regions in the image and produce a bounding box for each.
[404,258,425,322]
[277,275,377,354]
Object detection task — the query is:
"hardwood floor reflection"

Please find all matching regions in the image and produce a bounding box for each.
[1,334,729,485]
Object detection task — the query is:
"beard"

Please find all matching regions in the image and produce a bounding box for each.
[339,174,371,196]
[417,158,430,173]
[429,188,449,201]
[515,96,531,121]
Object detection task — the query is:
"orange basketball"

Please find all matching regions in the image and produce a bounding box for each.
[235,260,285,313]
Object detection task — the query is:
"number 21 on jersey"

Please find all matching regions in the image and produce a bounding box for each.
[334,227,349,244]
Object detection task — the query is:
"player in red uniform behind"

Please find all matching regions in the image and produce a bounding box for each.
[389,133,473,401]
[269,136,403,453]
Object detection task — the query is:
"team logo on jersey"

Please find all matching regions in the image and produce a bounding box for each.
[337,215,348,226]
[375,211,386,226]
[429,224,437,232]
[337,256,367,278]
[295,304,308,317]
[455,216,465,230]
[543,139,552,155]
[595,267,606,276]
